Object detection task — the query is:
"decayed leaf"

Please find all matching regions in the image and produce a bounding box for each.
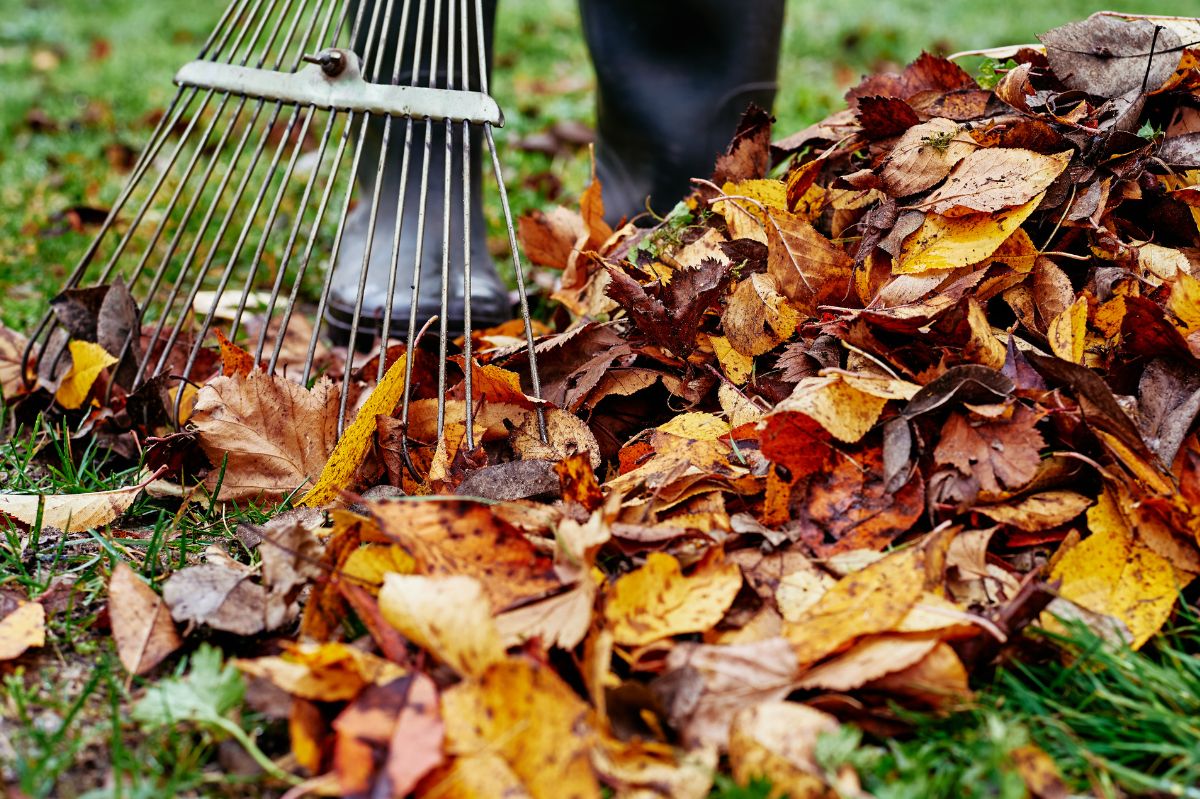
[770,372,919,444]
[935,405,1045,495]
[300,354,407,507]
[727,702,844,799]
[0,601,45,661]
[109,562,181,675]
[974,491,1093,532]
[721,273,799,357]
[765,209,853,314]
[55,340,117,409]
[659,637,800,750]
[1048,487,1185,648]
[605,258,730,358]
[371,500,561,611]
[878,118,977,197]
[604,551,742,646]
[791,446,924,555]
[378,573,504,678]
[0,322,29,400]
[441,657,600,799]
[1040,14,1183,98]
[0,481,144,533]
[192,371,340,501]
[897,193,1043,273]
[163,521,322,635]
[1048,295,1088,364]
[785,529,955,665]
[922,149,1072,217]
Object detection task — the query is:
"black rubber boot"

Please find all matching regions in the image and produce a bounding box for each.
[326,0,509,345]
[578,0,786,224]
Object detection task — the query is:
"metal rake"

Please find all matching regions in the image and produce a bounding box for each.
[25,0,545,452]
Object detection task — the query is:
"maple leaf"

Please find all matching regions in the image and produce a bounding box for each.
[604,257,730,357]
[934,404,1045,495]
[191,371,340,501]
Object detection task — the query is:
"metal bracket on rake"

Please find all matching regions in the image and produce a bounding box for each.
[175,49,504,125]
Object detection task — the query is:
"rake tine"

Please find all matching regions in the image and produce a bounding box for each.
[377,0,420,381]
[459,0,474,450]
[35,0,285,389]
[436,0,455,442]
[484,123,547,443]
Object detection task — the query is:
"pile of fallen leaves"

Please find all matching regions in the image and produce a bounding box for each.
[6,10,1200,797]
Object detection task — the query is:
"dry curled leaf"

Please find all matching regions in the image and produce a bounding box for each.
[192,371,340,501]
[109,562,181,675]
[604,552,742,646]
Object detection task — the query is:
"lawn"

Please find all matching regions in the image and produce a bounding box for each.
[3,0,1200,797]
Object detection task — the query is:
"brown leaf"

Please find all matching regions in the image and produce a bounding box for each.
[370,499,562,612]
[791,447,925,556]
[0,482,144,534]
[605,258,730,357]
[1040,14,1183,98]
[658,638,799,750]
[191,371,340,501]
[923,149,1072,217]
[0,322,30,399]
[935,405,1045,494]
[109,562,181,675]
[0,601,45,661]
[878,118,977,197]
[728,702,844,799]
[765,210,853,315]
[518,206,585,269]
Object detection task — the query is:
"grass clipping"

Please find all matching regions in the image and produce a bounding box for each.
[300,354,407,508]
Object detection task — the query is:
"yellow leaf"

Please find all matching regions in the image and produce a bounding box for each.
[1048,294,1088,364]
[0,601,45,661]
[1168,271,1200,335]
[721,273,799,357]
[592,737,716,799]
[441,658,600,799]
[896,193,1043,274]
[709,334,754,384]
[785,529,954,665]
[604,552,742,646]
[718,383,764,428]
[1048,488,1182,648]
[721,179,787,215]
[0,481,145,533]
[55,341,117,409]
[728,702,841,799]
[657,412,732,441]
[974,490,1093,532]
[300,353,407,507]
[769,371,917,444]
[341,543,416,591]
[235,641,406,701]
[378,573,504,678]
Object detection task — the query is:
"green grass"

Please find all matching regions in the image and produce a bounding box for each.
[5,0,1200,796]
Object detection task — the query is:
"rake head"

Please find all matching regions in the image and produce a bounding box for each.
[25,0,545,458]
